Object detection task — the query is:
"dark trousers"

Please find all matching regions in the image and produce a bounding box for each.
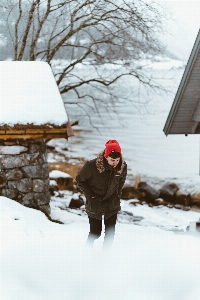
[86,214,117,248]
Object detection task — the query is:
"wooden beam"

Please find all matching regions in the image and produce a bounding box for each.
[0,132,68,140]
[0,128,67,134]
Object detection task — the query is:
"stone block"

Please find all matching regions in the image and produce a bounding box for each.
[44,179,50,193]
[21,164,49,178]
[0,152,46,169]
[34,192,50,206]
[0,173,7,188]
[8,178,33,193]
[17,178,33,193]
[5,168,24,180]
[27,152,47,165]
[21,193,36,207]
[33,179,45,192]
[29,144,41,154]
[0,146,28,155]
[1,188,18,199]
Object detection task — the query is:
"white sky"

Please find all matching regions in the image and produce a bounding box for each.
[163,0,200,60]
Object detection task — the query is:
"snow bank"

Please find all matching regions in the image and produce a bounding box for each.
[1,196,200,300]
[49,170,71,178]
[0,61,68,126]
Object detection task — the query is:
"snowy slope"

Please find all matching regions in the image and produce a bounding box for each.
[1,196,200,300]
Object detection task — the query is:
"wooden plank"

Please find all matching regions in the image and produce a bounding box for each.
[26,128,66,134]
[191,121,199,133]
[175,108,195,113]
[0,133,67,140]
[0,128,67,135]
[174,115,194,122]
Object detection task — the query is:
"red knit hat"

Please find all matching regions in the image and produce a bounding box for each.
[104,140,122,158]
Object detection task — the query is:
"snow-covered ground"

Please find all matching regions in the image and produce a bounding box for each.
[1,195,200,300]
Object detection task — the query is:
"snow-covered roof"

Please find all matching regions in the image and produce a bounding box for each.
[0,61,68,127]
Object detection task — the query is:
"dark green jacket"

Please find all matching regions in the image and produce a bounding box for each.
[76,151,127,220]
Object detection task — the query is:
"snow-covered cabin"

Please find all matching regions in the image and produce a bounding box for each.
[163,29,200,135]
[0,61,73,215]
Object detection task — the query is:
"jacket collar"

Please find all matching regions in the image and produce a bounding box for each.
[96,151,125,174]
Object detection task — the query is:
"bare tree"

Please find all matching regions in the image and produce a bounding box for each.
[1,0,169,122]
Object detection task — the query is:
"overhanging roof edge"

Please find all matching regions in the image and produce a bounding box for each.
[163,29,200,135]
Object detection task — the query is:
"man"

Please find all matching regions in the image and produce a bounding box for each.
[76,140,127,249]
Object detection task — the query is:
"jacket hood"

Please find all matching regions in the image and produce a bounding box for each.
[96,151,125,174]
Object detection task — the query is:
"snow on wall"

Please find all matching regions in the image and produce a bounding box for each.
[0,61,68,126]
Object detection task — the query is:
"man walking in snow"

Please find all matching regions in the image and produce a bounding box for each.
[76,140,127,249]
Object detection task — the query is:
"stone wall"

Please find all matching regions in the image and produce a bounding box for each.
[0,139,50,215]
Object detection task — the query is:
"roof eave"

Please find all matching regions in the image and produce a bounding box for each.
[163,29,200,136]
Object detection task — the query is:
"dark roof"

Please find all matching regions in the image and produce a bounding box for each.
[163,29,200,135]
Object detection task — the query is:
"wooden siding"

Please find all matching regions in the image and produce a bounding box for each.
[163,30,200,135]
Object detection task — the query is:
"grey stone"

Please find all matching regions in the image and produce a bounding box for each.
[5,168,24,180]
[27,152,47,165]
[17,178,33,193]
[0,146,28,155]
[174,204,182,209]
[21,193,36,207]
[0,152,46,169]
[182,206,190,211]
[33,179,45,192]
[69,197,85,208]
[175,190,191,206]
[159,183,179,202]
[21,164,49,179]
[8,181,17,189]
[0,172,7,188]
[138,182,160,202]
[20,179,33,193]
[1,188,18,199]
[29,144,41,154]
[0,154,27,169]
[44,178,50,193]
[34,192,50,205]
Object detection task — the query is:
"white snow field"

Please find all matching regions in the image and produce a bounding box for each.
[1,196,200,300]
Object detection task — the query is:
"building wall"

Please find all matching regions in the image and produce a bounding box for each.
[0,139,50,215]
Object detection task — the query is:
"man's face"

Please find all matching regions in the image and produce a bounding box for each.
[106,156,120,168]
